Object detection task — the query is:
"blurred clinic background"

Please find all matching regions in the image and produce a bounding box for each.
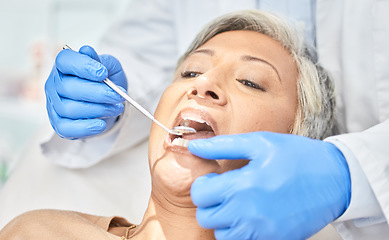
[0,0,130,191]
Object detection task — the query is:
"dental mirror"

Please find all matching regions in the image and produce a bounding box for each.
[171,126,197,136]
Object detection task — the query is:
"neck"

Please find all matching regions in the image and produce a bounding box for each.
[130,192,214,240]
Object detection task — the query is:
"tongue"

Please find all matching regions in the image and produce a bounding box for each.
[181,130,215,140]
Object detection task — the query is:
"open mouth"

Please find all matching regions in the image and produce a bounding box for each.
[169,114,216,148]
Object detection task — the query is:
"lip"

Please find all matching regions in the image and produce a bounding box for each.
[163,107,218,152]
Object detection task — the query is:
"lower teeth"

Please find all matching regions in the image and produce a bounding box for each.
[171,138,189,147]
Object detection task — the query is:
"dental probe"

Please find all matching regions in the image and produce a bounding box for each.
[63,45,196,136]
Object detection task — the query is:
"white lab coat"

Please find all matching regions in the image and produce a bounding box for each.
[2,0,388,239]
[315,1,389,239]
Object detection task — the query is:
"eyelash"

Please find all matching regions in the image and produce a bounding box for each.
[237,79,265,91]
[181,71,265,92]
[181,71,201,78]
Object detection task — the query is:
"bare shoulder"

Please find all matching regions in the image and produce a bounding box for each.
[0,209,119,240]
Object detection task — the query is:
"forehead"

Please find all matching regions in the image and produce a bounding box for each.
[199,30,286,55]
[190,30,298,82]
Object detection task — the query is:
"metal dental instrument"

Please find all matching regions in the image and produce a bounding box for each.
[63,45,196,136]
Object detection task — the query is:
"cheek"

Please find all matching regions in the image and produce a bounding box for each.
[153,82,188,120]
[229,96,296,134]
[148,87,175,164]
[148,83,190,166]
[154,88,174,120]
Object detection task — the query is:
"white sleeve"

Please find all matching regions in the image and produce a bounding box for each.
[40,102,151,169]
[325,120,389,239]
[40,122,121,169]
[41,0,178,168]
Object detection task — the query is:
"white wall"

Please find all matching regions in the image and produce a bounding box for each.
[0,0,129,72]
[0,0,130,187]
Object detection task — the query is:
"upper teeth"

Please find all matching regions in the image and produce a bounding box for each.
[180,117,208,127]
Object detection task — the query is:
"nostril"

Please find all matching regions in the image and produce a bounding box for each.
[207,91,219,100]
[188,88,220,100]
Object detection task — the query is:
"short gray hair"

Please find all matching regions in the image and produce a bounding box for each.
[177,10,336,139]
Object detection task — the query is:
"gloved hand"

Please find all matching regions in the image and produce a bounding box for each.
[45,45,127,139]
[188,132,351,240]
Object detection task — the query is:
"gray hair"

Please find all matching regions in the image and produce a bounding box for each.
[177,10,336,139]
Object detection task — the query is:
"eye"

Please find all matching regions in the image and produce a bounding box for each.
[237,79,265,91]
[181,71,202,78]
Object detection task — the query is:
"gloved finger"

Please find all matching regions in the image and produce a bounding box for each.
[100,54,128,89]
[196,204,232,229]
[46,99,106,139]
[55,48,108,81]
[79,45,100,62]
[79,46,123,79]
[191,171,237,208]
[55,73,125,104]
[214,228,231,240]
[79,45,127,90]
[188,133,264,160]
[53,97,124,119]
[214,227,250,240]
[47,75,123,120]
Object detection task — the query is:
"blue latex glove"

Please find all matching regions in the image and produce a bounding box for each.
[45,45,127,139]
[189,132,351,240]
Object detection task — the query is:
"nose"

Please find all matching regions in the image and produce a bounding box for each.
[187,75,227,106]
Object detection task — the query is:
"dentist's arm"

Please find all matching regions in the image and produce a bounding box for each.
[188,132,351,240]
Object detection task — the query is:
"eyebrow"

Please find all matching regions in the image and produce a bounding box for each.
[241,55,281,82]
[189,49,281,82]
[189,49,215,56]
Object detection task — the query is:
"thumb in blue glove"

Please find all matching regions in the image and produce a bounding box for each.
[188,132,351,240]
[45,45,127,139]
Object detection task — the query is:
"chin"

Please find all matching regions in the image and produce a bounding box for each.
[150,149,220,204]
[148,107,223,204]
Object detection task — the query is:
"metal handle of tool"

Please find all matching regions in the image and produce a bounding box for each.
[102,78,173,133]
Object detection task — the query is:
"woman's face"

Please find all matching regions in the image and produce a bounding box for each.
[148,30,298,205]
